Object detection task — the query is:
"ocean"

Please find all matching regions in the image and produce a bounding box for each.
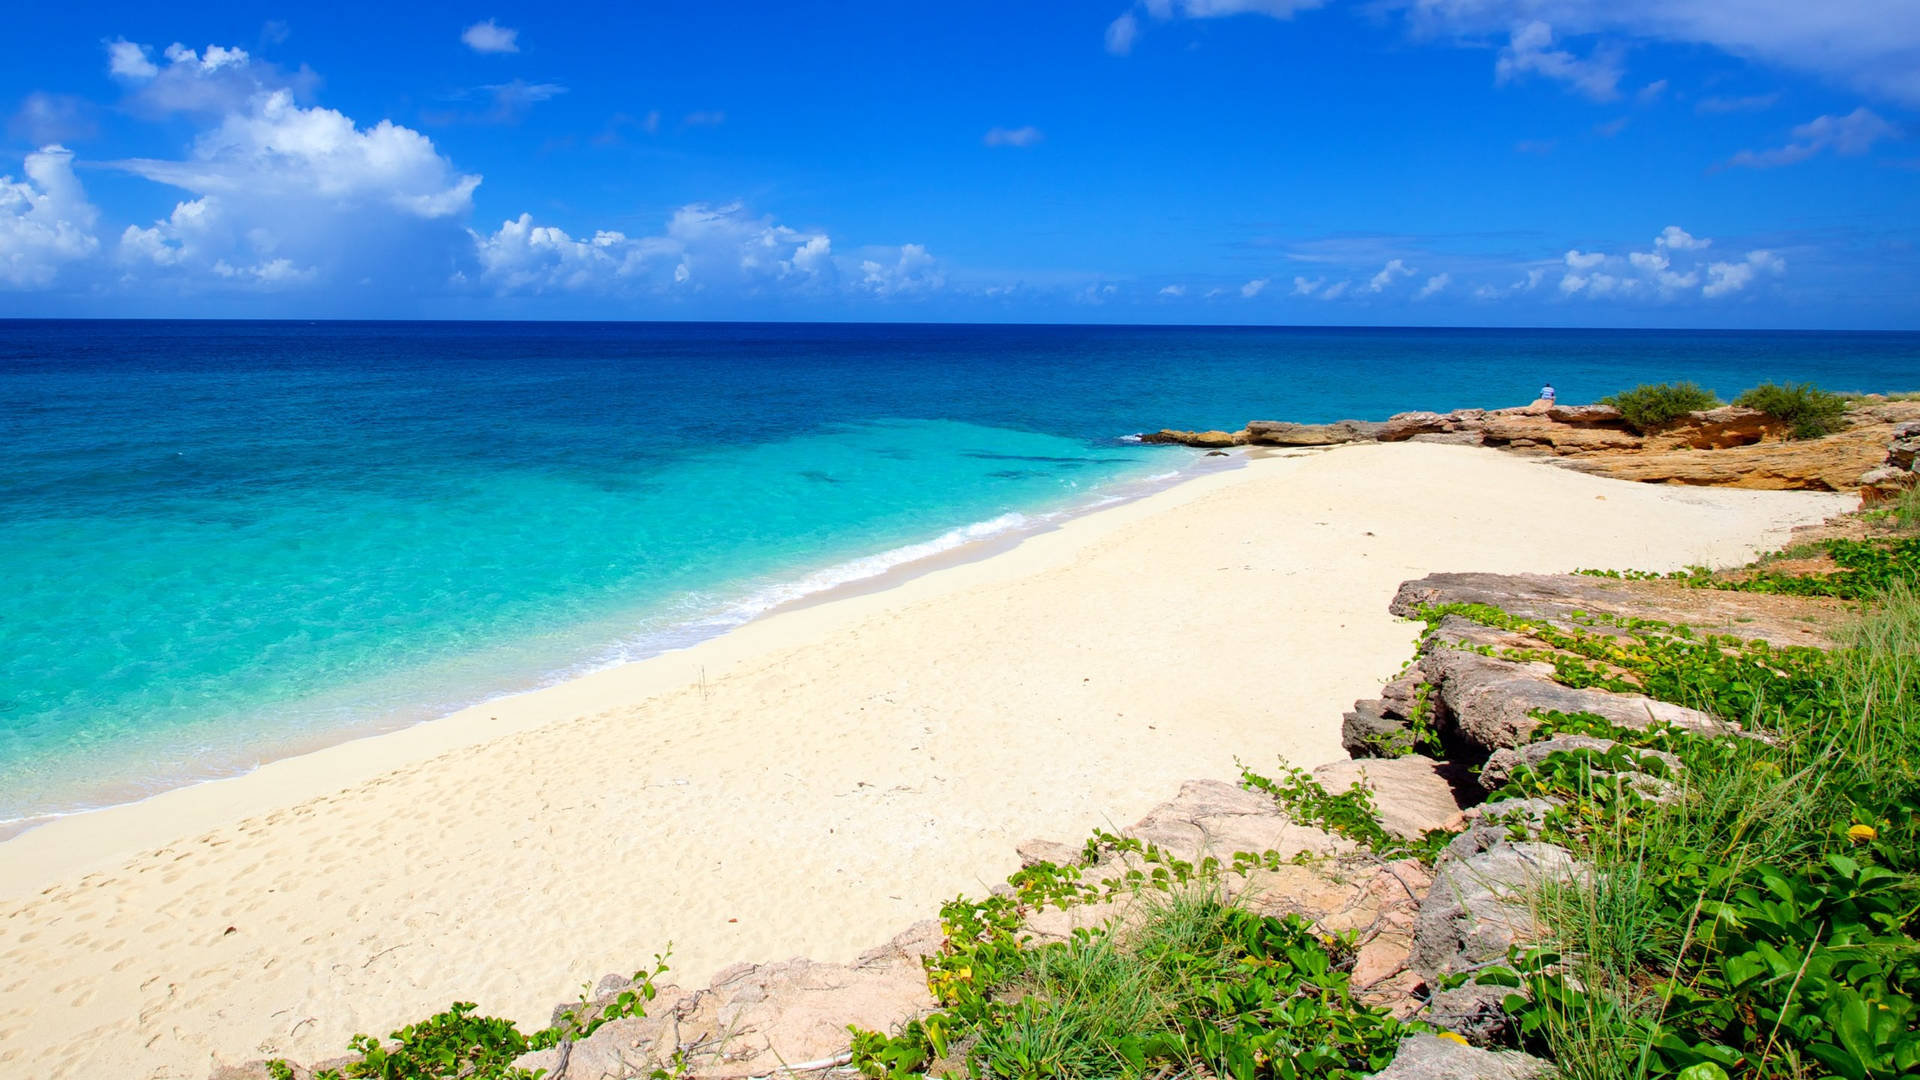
[2,320,1915,827]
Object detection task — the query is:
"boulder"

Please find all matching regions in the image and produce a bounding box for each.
[1122,778,1349,865]
[1408,430,1486,446]
[1546,403,1624,425]
[1889,420,1920,470]
[1343,698,1412,757]
[1367,1034,1553,1080]
[1411,840,1578,983]
[1477,411,1642,454]
[1310,757,1477,839]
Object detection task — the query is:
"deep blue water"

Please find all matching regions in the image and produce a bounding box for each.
[2,320,1915,824]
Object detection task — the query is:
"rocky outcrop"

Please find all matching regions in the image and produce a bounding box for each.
[1368,1034,1554,1080]
[1389,571,1850,648]
[1862,420,1920,501]
[1142,399,1920,495]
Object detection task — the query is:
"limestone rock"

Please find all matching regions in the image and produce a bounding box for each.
[1122,778,1349,865]
[1890,421,1920,470]
[1408,430,1486,446]
[1245,419,1384,445]
[1391,571,1847,648]
[1310,757,1475,839]
[1377,411,1454,441]
[1367,1033,1553,1079]
[1479,735,1682,794]
[1343,698,1412,757]
[1424,648,1728,753]
[1411,841,1578,984]
[1643,406,1783,450]
[1139,428,1245,448]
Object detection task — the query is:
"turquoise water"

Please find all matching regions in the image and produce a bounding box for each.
[2,321,1915,824]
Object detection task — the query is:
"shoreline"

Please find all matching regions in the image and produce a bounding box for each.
[0,442,1855,1080]
[0,447,1240,846]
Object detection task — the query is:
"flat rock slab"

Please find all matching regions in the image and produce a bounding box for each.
[1425,648,1727,752]
[1311,757,1477,839]
[1411,841,1578,984]
[1392,571,1848,648]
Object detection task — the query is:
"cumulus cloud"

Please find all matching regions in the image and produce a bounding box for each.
[105,38,316,116]
[1367,258,1414,291]
[1495,21,1622,101]
[0,146,100,287]
[1537,226,1773,301]
[1703,250,1786,297]
[1319,280,1350,300]
[983,126,1044,147]
[467,201,940,301]
[1728,107,1900,168]
[1240,277,1269,297]
[113,90,479,292]
[1415,272,1450,299]
[461,19,519,54]
[1158,283,1186,296]
[1291,275,1323,295]
[1105,13,1141,54]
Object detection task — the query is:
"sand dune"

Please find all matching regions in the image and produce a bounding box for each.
[0,443,1853,1079]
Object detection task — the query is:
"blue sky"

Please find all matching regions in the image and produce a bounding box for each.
[3,1,1917,326]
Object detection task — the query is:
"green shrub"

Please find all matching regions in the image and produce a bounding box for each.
[1600,382,1721,433]
[1734,381,1849,439]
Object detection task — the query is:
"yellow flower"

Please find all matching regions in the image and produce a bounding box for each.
[1437,1032,1470,1046]
[1848,824,1878,843]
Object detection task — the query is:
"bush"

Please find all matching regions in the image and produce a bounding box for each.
[1735,381,1849,439]
[1600,382,1721,433]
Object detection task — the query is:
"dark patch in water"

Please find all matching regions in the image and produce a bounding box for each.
[799,470,843,484]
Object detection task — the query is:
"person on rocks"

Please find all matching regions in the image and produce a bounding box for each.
[1540,383,1555,404]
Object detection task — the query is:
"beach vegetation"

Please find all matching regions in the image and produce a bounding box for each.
[1406,543,1920,1080]
[265,955,668,1080]
[1601,382,1721,433]
[1734,382,1850,439]
[851,887,1415,1080]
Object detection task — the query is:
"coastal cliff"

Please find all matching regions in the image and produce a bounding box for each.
[1144,398,1920,496]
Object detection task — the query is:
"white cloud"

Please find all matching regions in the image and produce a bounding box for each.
[861,243,943,296]
[1415,272,1450,298]
[0,146,100,287]
[1319,280,1350,300]
[1158,283,1186,296]
[984,126,1045,147]
[1636,78,1667,103]
[1627,250,1668,272]
[104,38,315,116]
[1655,225,1708,251]
[1728,107,1900,168]
[1391,1,1920,108]
[1240,276,1269,297]
[1291,275,1323,295]
[1107,0,1329,54]
[119,90,479,218]
[106,39,159,79]
[1703,249,1785,297]
[1564,249,1606,269]
[1367,257,1414,291]
[1495,21,1622,101]
[114,90,478,291]
[461,19,519,54]
[468,201,869,297]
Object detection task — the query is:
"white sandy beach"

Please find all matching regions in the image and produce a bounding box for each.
[0,443,1854,1079]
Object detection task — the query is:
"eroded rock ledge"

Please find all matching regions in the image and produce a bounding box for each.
[1143,400,1920,495]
